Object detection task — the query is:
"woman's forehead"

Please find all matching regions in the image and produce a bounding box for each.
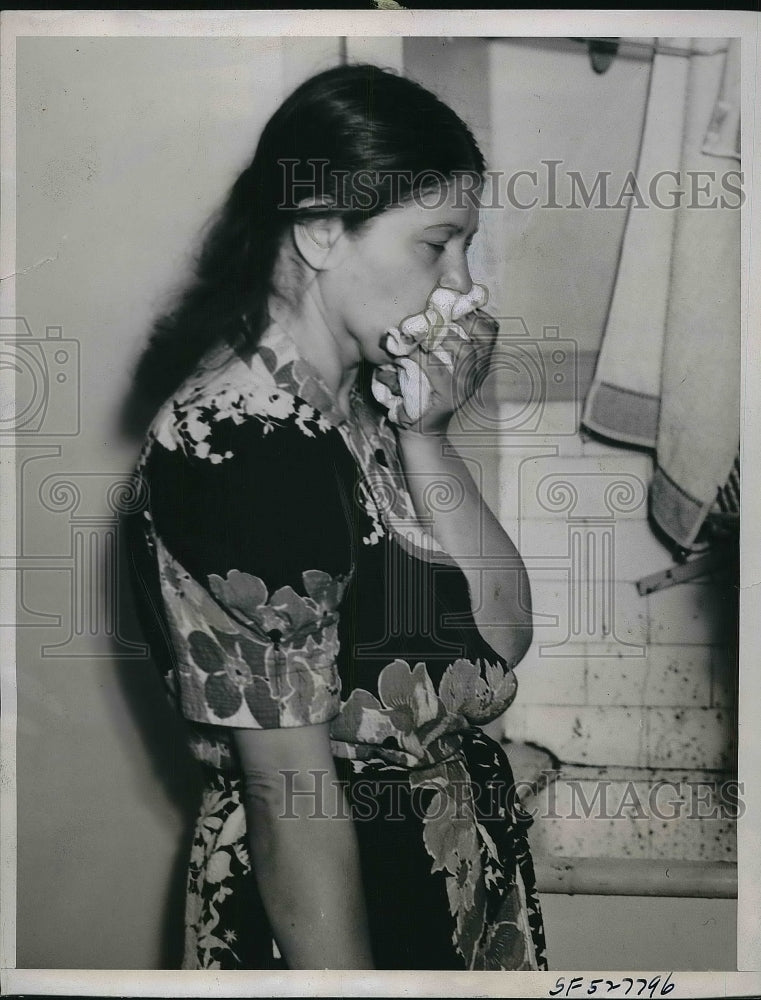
[380,193,481,233]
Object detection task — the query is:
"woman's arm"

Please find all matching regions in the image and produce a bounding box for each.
[390,310,533,666]
[232,722,374,970]
[396,426,533,667]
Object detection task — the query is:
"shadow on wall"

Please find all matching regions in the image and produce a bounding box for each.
[111,523,202,968]
[118,343,176,445]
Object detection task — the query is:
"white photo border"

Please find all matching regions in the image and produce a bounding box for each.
[1,8,759,998]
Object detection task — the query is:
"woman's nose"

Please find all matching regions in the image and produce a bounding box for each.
[439,255,473,294]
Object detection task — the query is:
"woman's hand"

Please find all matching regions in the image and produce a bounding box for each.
[395,308,500,436]
[371,284,498,435]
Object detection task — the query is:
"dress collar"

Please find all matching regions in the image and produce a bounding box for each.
[252,321,359,430]
[248,322,452,564]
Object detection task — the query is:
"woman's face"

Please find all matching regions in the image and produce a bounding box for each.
[320,183,480,366]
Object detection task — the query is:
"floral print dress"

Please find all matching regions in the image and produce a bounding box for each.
[127,322,547,972]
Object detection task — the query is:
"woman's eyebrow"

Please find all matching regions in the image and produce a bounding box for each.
[423,223,480,235]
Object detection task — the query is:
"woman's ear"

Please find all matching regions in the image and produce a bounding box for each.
[292,204,347,271]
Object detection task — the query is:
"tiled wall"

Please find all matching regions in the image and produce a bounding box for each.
[491,401,736,775]
[478,399,738,869]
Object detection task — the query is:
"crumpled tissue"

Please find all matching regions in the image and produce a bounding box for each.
[371,283,489,425]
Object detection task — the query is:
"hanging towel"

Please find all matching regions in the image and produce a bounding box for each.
[582,37,691,448]
[583,37,741,550]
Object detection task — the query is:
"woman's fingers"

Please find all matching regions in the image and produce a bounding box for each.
[458,308,500,351]
[425,309,497,381]
[436,310,497,414]
[373,299,499,433]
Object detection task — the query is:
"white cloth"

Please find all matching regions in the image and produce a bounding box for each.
[582,38,741,549]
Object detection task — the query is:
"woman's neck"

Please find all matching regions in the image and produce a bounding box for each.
[269,290,360,419]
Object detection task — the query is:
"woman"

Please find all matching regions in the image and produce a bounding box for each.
[127,63,547,972]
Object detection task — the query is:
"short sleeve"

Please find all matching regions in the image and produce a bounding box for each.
[140,414,355,731]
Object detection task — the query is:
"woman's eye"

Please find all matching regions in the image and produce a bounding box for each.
[425,242,447,255]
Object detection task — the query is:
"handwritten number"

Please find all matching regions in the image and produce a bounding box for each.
[549,974,675,998]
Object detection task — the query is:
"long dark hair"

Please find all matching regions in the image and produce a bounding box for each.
[130,63,485,421]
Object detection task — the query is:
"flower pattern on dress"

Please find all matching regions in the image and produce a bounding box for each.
[409,754,538,970]
[330,659,459,766]
[145,338,336,465]
[182,741,546,972]
[327,657,539,969]
[130,320,548,972]
[439,657,518,724]
[349,395,448,556]
[156,540,346,729]
[184,775,259,970]
[330,656,518,769]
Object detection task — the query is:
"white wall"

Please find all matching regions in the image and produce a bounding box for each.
[541,894,736,971]
[486,37,651,346]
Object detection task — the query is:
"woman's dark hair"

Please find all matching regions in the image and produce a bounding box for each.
[131,63,485,416]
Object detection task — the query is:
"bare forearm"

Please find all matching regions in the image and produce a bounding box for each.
[244,777,373,970]
[232,725,375,971]
[396,427,533,665]
[245,798,371,968]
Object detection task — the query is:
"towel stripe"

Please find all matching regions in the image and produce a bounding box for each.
[715,453,740,514]
[582,381,660,448]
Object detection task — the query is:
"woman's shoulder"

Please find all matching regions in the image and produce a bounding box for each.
[141,339,337,467]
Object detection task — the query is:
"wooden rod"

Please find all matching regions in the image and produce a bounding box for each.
[534,857,737,898]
